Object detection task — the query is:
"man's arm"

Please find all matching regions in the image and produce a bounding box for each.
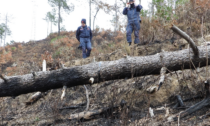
[136,5,143,12]
[123,7,128,15]
[76,27,80,42]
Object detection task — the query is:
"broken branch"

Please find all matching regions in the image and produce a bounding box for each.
[0,74,7,83]
[84,85,90,111]
[170,79,210,121]
[61,86,67,101]
[158,67,167,90]
[69,106,118,120]
[171,24,199,56]
[25,92,42,105]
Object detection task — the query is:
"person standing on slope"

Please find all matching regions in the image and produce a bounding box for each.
[123,0,143,46]
[76,19,93,59]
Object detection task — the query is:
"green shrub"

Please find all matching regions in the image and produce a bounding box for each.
[11,47,16,51]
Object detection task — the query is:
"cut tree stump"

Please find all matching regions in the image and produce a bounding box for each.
[1,45,210,97]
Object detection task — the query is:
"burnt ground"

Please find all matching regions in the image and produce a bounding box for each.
[1,66,210,126]
[1,36,210,126]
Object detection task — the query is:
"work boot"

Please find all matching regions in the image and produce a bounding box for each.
[77,45,82,50]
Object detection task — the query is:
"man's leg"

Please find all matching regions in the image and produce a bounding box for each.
[134,21,140,44]
[126,22,133,46]
[80,38,87,59]
[86,38,92,58]
[134,30,140,44]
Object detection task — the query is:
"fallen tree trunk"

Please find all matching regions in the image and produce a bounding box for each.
[1,45,210,97]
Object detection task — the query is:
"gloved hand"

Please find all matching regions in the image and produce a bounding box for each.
[126,3,130,8]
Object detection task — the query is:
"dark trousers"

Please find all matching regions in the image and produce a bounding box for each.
[80,38,92,59]
[126,20,140,44]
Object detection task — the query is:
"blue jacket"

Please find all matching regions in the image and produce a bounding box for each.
[76,25,92,42]
[123,5,143,22]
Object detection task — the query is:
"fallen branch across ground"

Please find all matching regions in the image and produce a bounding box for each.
[168,79,210,121]
[25,92,42,105]
[69,105,119,120]
[200,112,210,119]
[173,95,185,108]
[1,44,210,97]
[59,103,86,110]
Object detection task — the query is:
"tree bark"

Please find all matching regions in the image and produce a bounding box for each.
[1,45,210,97]
[171,25,199,56]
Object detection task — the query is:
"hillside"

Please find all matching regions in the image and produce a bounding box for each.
[0,27,210,125]
[1,29,206,76]
[1,5,210,124]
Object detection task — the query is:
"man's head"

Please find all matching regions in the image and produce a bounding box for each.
[129,0,135,4]
[81,19,86,27]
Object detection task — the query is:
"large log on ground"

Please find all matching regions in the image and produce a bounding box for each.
[0,45,210,97]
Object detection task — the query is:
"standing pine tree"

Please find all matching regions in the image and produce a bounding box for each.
[0,23,11,46]
[3,14,12,46]
[0,24,5,46]
[43,10,57,36]
[48,0,74,36]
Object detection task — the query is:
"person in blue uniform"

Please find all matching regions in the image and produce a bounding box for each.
[123,0,143,46]
[76,19,93,59]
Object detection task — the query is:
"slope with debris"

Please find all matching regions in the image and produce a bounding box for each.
[1,32,210,125]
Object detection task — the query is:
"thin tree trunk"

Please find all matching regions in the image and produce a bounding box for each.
[47,21,49,37]
[58,3,61,36]
[93,8,100,31]
[4,14,7,46]
[51,21,52,33]
[139,0,141,4]
[89,0,91,28]
[1,45,210,97]
[151,0,154,16]
[115,0,118,32]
